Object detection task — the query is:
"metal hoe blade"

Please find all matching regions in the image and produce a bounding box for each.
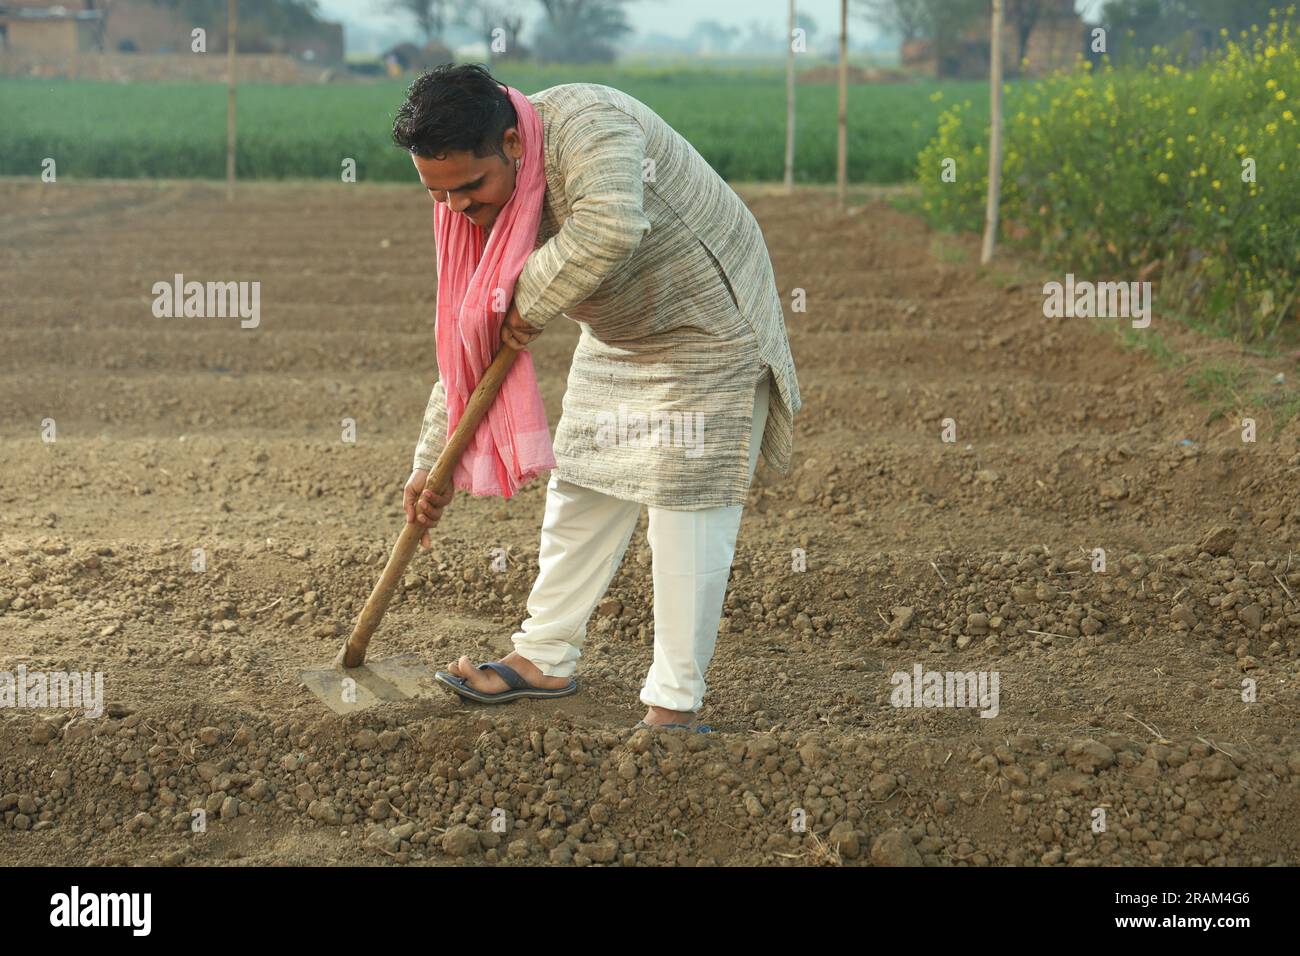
[299,654,440,715]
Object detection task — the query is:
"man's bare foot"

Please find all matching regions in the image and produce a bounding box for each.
[641,705,699,727]
[446,651,571,695]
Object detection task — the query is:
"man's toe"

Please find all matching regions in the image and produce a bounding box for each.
[463,659,509,694]
[457,656,481,684]
[450,655,480,682]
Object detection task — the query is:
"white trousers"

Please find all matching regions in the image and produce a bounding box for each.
[512,371,771,713]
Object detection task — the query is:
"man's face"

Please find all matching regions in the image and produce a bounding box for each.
[412,129,521,231]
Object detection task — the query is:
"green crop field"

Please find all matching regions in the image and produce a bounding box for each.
[0,65,985,185]
[919,9,1300,342]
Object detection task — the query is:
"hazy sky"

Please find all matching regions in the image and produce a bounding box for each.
[318,0,874,45]
[317,0,1106,53]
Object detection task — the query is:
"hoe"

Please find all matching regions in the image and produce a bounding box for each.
[299,345,520,715]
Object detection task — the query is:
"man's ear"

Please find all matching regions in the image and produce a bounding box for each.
[503,127,523,162]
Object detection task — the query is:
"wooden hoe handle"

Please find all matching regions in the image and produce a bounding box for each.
[339,345,522,668]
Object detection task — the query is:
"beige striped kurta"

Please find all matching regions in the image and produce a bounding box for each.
[413,82,801,510]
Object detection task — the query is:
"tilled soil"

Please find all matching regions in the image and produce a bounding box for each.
[2,178,1299,867]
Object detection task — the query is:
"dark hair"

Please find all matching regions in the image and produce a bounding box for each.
[392,64,518,162]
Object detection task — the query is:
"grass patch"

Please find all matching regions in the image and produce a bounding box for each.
[1186,360,1300,434]
[1115,325,1185,369]
[928,236,968,264]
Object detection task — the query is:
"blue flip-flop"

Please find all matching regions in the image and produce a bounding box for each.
[633,719,711,733]
[434,661,578,704]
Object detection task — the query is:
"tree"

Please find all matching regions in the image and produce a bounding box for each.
[925,0,986,43]
[795,11,818,44]
[257,0,323,33]
[1100,0,1279,58]
[855,0,929,43]
[83,0,120,51]
[855,0,983,44]
[455,0,528,60]
[1183,0,1278,34]
[533,0,636,64]
[383,0,452,45]
[742,17,783,52]
[1006,0,1044,67]
[694,18,740,53]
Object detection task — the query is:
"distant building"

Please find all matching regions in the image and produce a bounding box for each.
[902,0,1085,80]
[102,0,194,54]
[285,21,343,65]
[0,0,345,64]
[0,4,103,54]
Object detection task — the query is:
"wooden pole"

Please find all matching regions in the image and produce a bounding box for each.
[226,0,238,203]
[836,0,847,209]
[981,0,1004,264]
[784,0,796,194]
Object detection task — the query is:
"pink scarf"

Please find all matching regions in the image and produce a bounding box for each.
[433,84,555,499]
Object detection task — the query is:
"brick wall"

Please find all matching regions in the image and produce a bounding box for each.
[7,18,96,55]
[104,0,195,54]
[0,51,333,83]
